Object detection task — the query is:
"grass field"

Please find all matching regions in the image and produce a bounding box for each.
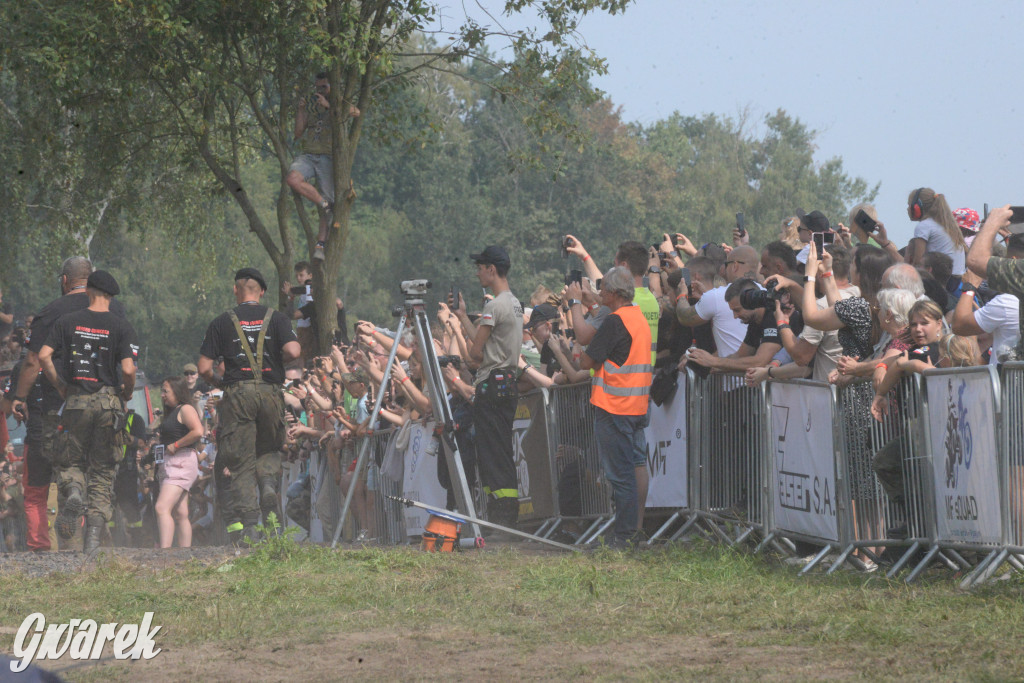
[1,535,1023,681]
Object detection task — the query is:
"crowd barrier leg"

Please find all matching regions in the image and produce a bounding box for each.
[648,511,685,544]
[800,544,839,576]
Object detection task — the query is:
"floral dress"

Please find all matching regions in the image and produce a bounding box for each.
[834,297,876,501]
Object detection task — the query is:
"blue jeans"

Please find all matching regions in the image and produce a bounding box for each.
[594,407,644,539]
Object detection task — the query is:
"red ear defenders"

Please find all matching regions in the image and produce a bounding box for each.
[909,188,924,220]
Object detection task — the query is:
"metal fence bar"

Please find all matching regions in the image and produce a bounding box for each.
[545,382,610,542]
[689,373,767,544]
[1001,363,1024,560]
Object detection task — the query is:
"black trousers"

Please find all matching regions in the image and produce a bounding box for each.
[472,373,518,501]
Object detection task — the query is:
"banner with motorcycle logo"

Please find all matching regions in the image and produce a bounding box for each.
[643,380,688,509]
[924,368,1002,545]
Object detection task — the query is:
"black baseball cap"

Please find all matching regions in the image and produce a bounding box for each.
[234,267,267,292]
[797,210,830,233]
[470,246,511,268]
[525,303,558,329]
[86,270,120,296]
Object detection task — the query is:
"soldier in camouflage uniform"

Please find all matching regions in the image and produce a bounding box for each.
[198,268,300,543]
[38,270,138,553]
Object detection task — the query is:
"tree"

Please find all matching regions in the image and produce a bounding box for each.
[3,0,633,355]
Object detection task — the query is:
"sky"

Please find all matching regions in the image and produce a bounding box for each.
[429,0,1024,246]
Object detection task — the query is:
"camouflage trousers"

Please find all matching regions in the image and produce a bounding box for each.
[217,381,286,530]
[55,388,126,526]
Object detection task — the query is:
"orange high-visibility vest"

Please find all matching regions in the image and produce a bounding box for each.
[590,304,652,416]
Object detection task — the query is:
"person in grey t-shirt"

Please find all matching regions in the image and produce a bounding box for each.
[454,245,524,529]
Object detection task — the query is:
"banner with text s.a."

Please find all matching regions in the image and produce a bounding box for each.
[513,390,556,521]
[770,382,839,542]
[643,380,688,509]
[925,370,1001,544]
[402,421,448,537]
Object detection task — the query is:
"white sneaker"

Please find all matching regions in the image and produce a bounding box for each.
[313,244,325,261]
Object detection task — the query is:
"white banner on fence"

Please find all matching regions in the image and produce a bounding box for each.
[925,372,1001,544]
[401,421,449,537]
[770,382,839,542]
[644,381,688,508]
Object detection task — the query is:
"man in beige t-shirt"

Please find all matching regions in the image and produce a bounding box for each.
[455,245,524,528]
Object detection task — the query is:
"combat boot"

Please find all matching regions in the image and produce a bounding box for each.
[56,484,85,540]
[83,523,103,553]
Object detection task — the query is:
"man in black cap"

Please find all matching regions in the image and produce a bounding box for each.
[453,246,524,529]
[198,268,300,543]
[525,303,561,378]
[38,269,139,552]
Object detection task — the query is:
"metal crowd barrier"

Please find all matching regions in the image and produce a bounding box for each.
[994,362,1024,584]
[831,375,934,577]
[684,372,769,546]
[542,382,613,544]
[323,427,407,545]
[758,378,845,571]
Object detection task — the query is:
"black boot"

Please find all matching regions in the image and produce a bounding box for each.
[56,485,85,540]
[487,498,519,536]
[83,523,103,553]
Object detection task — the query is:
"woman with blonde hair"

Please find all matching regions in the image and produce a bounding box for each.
[904,187,967,291]
[778,215,804,252]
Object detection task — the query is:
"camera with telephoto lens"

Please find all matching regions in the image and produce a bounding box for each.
[438,355,461,369]
[739,279,779,310]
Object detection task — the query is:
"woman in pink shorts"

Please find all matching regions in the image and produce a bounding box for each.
[156,376,204,548]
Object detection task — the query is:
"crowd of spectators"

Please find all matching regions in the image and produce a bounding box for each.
[2,188,1023,553]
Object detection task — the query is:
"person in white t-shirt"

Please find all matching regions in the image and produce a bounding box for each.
[904,187,967,287]
[674,245,756,357]
[953,244,1022,365]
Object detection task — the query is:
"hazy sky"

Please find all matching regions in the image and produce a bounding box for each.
[430,0,1024,246]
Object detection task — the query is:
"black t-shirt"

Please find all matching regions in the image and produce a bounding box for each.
[742,309,802,350]
[585,313,633,368]
[199,304,296,385]
[28,292,127,410]
[44,309,138,393]
[908,343,941,366]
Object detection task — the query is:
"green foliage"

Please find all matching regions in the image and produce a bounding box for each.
[0,0,878,366]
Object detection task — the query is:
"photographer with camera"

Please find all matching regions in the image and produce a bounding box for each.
[686,279,784,372]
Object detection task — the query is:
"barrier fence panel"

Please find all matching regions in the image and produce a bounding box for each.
[765,379,845,570]
[280,459,308,540]
[514,388,558,524]
[545,382,611,543]
[692,373,769,545]
[644,370,693,544]
[998,363,1024,583]
[834,375,935,579]
[920,366,1004,586]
